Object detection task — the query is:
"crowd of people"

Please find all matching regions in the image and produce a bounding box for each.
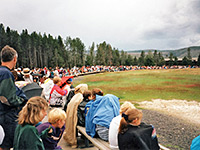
[10,60,200,87]
[0,45,199,150]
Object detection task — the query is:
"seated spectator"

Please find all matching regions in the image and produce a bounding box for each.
[109,101,135,150]
[49,76,68,107]
[77,90,92,127]
[85,94,120,141]
[11,69,18,81]
[63,84,88,148]
[37,108,66,150]
[61,77,74,109]
[118,108,160,150]
[16,67,24,81]
[85,88,104,115]
[60,77,74,93]
[41,78,54,101]
[0,125,5,145]
[13,96,50,150]
[191,135,200,150]
[22,68,33,83]
[63,89,75,112]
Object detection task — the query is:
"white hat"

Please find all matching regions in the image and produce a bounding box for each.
[22,68,30,75]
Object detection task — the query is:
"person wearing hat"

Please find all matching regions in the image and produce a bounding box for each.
[22,68,33,83]
[16,68,24,81]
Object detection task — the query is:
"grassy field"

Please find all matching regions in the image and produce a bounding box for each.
[73,68,200,102]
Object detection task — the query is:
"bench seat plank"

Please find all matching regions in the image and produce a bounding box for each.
[77,126,110,150]
[77,125,169,150]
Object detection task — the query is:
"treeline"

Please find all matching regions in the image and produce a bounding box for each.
[0,23,200,68]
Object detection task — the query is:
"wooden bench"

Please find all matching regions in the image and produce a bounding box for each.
[77,125,170,150]
[77,125,110,150]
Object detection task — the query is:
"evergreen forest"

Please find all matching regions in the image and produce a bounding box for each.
[0,23,200,68]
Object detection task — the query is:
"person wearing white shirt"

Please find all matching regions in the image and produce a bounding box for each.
[0,125,5,145]
[109,101,135,150]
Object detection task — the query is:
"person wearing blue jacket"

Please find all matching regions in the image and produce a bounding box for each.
[85,94,120,141]
[191,135,200,150]
[0,45,27,150]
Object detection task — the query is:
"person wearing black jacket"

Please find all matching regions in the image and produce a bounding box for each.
[77,90,92,127]
[118,108,160,150]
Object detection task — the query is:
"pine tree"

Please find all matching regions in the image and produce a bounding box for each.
[197,53,200,66]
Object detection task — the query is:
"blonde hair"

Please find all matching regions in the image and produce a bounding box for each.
[18,96,48,126]
[53,76,61,84]
[119,108,143,134]
[48,108,66,124]
[120,101,135,115]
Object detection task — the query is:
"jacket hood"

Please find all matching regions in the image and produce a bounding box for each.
[74,84,88,94]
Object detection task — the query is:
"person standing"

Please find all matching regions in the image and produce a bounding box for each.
[0,45,26,150]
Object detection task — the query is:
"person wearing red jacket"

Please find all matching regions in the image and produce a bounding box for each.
[49,76,68,107]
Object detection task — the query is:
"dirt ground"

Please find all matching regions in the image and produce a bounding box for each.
[139,99,200,125]
[139,99,200,150]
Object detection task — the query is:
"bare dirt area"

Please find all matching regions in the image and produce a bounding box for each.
[139,99,200,150]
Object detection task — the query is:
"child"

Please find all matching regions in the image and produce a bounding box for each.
[37,108,66,150]
[49,76,68,107]
[13,96,50,150]
[118,108,160,150]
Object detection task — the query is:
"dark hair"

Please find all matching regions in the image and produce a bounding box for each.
[92,88,103,99]
[11,70,18,81]
[0,45,17,62]
[119,108,143,134]
[83,90,92,99]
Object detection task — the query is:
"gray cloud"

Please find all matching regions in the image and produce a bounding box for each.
[0,0,199,50]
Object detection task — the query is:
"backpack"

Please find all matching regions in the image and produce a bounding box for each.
[63,89,75,112]
[77,98,89,127]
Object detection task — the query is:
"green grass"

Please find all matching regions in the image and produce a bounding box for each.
[73,68,200,102]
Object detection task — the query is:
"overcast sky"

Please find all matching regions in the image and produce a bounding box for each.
[1,0,200,51]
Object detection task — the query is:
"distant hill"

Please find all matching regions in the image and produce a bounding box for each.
[126,46,200,59]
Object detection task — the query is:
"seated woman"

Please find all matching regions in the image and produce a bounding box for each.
[63,84,88,148]
[13,96,50,150]
[85,93,120,141]
[118,108,160,150]
[49,76,68,107]
[109,101,135,150]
